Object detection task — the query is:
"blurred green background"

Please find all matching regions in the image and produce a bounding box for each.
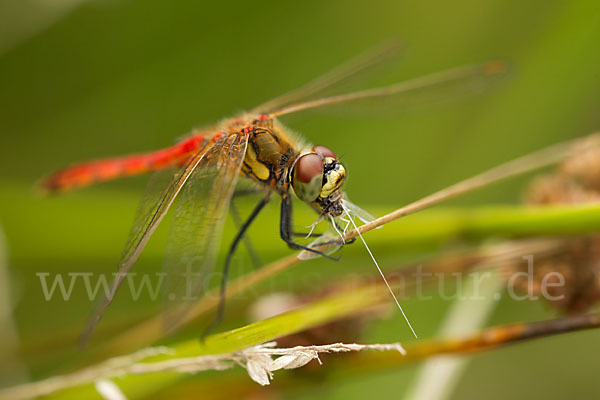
[1,0,600,399]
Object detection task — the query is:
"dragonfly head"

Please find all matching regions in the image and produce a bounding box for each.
[291,145,346,217]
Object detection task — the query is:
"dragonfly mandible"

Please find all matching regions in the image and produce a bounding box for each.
[40,44,505,343]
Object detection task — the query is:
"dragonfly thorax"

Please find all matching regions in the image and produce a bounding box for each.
[291,145,346,217]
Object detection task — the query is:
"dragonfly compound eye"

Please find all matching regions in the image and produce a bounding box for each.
[313,145,337,159]
[292,153,324,202]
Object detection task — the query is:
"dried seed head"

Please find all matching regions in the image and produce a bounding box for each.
[559,133,600,191]
[525,175,600,205]
[506,237,600,313]
[510,147,600,313]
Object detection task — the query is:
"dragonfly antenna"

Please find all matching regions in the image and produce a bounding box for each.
[343,205,418,339]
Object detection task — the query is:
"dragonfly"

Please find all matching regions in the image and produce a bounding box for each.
[40,44,506,343]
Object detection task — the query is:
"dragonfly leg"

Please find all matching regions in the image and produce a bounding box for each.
[280,194,339,260]
[202,193,272,338]
[230,195,263,269]
[291,232,323,238]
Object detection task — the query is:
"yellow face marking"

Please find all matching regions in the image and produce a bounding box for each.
[245,145,271,181]
[320,165,346,198]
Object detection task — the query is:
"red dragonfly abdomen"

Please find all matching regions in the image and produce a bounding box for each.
[40,134,207,193]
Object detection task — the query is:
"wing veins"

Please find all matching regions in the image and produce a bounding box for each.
[252,41,401,114]
[268,61,506,118]
[162,132,249,330]
[80,140,214,345]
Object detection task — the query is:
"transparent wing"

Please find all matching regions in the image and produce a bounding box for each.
[161,132,249,330]
[80,135,217,345]
[297,228,344,260]
[342,196,377,225]
[268,60,507,118]
[252,41,401,115]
